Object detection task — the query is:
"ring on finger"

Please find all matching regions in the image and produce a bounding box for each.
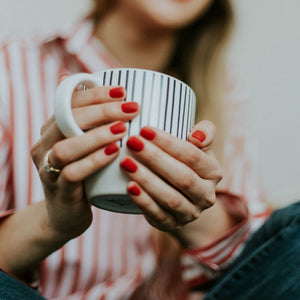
[44,150,61,175]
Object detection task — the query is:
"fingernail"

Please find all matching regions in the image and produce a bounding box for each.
[140,126,156,140]
[120,157,138,173]
[128,184,141,196]
[126,136,144,152]
[110,121,126,134]
[59,73,69,79]
[192,130,206,142]
[121,102,139,113]
[104,143,119,155]
[109,86,124,98]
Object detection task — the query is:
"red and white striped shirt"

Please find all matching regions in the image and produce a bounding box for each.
[0,20,269,299]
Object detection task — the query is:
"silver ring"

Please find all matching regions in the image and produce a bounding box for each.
[44,150,61,175]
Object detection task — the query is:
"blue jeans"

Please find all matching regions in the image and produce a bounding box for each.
[0,270,46,300]
[204,201,300,300]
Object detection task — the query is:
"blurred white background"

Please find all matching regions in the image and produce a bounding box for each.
[0,0,299,207]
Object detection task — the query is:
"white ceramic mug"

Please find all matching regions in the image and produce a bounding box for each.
[54,68,196,214]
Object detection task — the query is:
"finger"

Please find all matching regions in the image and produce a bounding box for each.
[120,157,201,225]
[71,86,126,108]
[56,142,120,185]
[72,101,140,131]
[127,181,179,231]
[126,137,216,209]
[49,121,127,169]
[57,73,126,107]
[139,127,223,181]
[188,120,216,149]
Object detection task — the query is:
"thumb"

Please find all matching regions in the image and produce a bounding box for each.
[188,120,216,149]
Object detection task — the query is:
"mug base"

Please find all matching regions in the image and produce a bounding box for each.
[89,194,142,214]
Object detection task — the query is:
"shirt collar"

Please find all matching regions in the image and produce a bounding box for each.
[46,18,122,73]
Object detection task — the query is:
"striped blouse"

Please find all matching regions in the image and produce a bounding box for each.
[0,20,269,300]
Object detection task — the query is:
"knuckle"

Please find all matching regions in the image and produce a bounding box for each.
[185,148,200,166]
[155,213,169,224]
[166,196,183,210]
[179,172,197,190]
[51,143,68,164]
[212,168,224,182]
[60,167,78,183]
[30,142,39,162]
[155,214,175,229]
[202,190,216,208]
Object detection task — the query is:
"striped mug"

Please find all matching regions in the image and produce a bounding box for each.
[54,68,196,214]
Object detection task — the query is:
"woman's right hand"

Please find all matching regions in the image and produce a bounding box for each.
[31,82,140,242]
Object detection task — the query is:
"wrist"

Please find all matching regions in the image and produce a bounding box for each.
[43,200,93,243]
[170,200,240,249]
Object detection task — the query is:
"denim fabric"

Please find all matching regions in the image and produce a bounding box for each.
[204,201,300,300]
[0,270,45,300]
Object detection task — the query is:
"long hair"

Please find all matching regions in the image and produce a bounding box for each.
[90,0,233,162]
[89,1,234,294]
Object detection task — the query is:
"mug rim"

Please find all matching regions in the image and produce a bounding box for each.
[92,67,195,97]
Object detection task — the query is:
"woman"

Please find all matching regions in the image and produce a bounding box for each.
[1,0,298,299]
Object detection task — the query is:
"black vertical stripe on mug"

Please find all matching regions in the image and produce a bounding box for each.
[139,71,146,128]
[117,70,123,147]
[169,79,176,135]
[102,72,106,85]
[181,85,188,139]
[176,82,183,138]
[163,77,170,131]
[118,70,122,85]
[157,74,163,128]
[127,70,136,138]
[109,70,113,85]
[125,70,129,99]
[147,72,155,126]
[186,89,191,138]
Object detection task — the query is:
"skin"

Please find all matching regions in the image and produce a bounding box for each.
[0,0,239,280]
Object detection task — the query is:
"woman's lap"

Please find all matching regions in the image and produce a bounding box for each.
[204,201,300,300]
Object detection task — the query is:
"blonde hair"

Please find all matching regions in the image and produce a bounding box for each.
[90,0,234,162]
[89,1,234,291]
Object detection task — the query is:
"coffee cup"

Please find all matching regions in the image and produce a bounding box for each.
[54,68,196,214]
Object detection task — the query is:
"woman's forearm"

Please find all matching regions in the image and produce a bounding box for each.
[0,201,69,280]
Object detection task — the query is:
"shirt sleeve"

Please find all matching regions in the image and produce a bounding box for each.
[181,74,271,288]
[0,44,41,290]
[0,90,13,214]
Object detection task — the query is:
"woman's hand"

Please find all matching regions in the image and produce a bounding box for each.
[120,121,223,234]
[31,83,140,242]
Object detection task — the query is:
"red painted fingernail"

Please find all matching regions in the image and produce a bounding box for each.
[128,184,141,196]
[140,126,156,140]
[121,102,139,113]
[109,86,124,98]
[110,121,126,134]
[104,143,119,155]
[192,130,206,142]
[126,136,144,151]
[120,157,138,173]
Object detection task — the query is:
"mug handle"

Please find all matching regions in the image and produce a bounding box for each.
[54,73,99,137]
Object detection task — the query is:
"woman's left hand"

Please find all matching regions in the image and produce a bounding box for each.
[120,120,223,232]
